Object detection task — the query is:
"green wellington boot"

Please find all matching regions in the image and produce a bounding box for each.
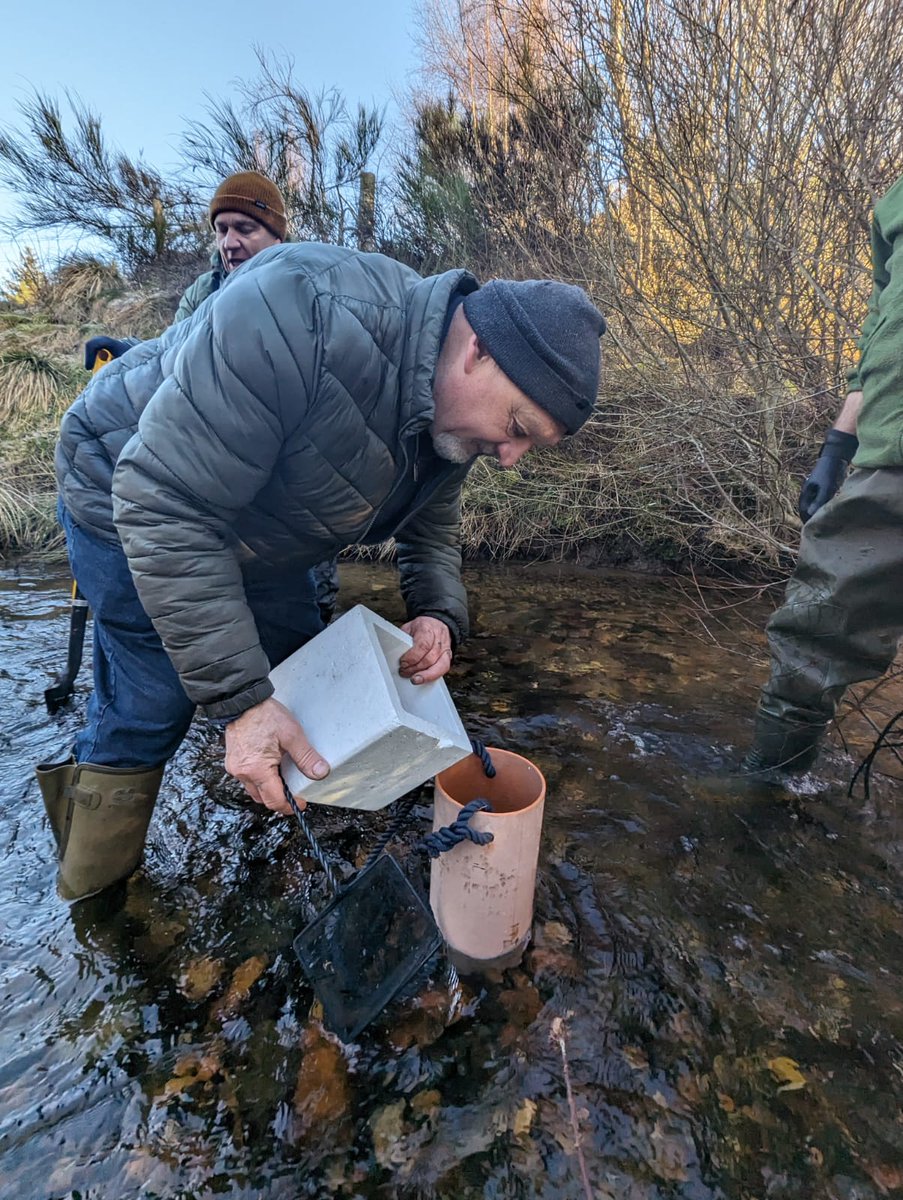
[55,762,165,902]
[35,757,77,850]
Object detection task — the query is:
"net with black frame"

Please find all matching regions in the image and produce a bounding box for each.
[282,775,445,1042]
[280,739,496,1042]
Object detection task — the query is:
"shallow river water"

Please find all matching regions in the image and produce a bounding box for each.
[1,561,902,1200]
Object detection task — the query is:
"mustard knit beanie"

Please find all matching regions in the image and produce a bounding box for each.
[209,171,287,240]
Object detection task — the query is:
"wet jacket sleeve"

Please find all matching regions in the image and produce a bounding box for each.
[395,469,470,647]
[111,271,318,720]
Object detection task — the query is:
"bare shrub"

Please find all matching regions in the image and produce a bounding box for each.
[182,49,384,246]
[407,0,903,570]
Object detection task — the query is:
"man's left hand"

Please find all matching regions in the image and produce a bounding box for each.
[399,616,453,684]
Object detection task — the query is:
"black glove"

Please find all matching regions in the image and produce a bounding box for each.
[84,335,135,371]
[797,428,858,524]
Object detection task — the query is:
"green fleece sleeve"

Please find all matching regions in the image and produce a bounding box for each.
[846,211,893,393]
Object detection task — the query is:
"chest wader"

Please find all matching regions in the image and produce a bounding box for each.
[35,760,164,901]
[741,710,824,775]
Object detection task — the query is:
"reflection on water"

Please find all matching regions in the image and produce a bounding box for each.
[1,561,902,1198]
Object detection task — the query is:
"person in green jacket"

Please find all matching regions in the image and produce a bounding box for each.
[87,172,288,360]
[745,173,903,775]
[84,174,285,359]
[173,170,287,322]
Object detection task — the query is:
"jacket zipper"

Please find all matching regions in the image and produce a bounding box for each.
[355,426,466,545]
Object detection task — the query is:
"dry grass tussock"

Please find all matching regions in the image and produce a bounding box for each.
[0,471,62,557]
[455,353,810,576]
[0,256,181,558]
[102,290,176,340]
[0,345,80,427]
[28,256,124,325]
[0,344,79,556]
[38,257,174,340]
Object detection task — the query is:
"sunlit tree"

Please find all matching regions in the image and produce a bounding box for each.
[1,246,46,306]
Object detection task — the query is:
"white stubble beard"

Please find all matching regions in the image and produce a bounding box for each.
[430,430,478,463]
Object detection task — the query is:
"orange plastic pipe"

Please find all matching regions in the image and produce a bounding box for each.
[430,747,546,972]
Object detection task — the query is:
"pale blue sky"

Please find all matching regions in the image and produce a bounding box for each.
[1,0,422,274]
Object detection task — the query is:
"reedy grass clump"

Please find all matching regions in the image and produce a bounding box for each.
[41,256,123,321]
[0,342,80,557]
[456,355,807,576]
[0,259,116,557]
[0,345,81,427]
[0,255,192,558]
[0,470,62,556]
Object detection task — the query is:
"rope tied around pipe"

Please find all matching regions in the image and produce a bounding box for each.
[282,736,498,876]
[417,797,494,858]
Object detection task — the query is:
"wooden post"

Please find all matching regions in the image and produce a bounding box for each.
[357,171,376,252]
[151,197,168,258]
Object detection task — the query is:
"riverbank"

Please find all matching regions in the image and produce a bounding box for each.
[1,259,822,575]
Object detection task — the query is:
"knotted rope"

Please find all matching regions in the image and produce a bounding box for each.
[417,797,494,858]
[280,771,342,895]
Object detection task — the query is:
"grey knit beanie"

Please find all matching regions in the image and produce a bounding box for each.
[462,279,606,434]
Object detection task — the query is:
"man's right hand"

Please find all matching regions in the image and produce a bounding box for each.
[798,428,859,524]
[224,697,330,814]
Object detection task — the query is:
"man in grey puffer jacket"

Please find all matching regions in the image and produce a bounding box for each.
[171,169,339,624]
[39,241,606,900]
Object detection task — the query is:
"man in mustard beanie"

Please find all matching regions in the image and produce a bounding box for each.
[174,171,288,322]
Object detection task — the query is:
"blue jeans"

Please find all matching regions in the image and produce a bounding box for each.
[60,503,324,769]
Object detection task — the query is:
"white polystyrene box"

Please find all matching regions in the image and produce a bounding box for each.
[269,604,472,811]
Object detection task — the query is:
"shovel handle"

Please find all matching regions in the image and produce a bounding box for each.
[65,585,89,676]
[44,583,90,712]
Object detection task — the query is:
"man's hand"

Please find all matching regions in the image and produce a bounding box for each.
[399,616,454,684]
[224,697,329,814]
[798,428,858,524]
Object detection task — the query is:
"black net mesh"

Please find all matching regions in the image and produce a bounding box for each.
[293,854,442,1041]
